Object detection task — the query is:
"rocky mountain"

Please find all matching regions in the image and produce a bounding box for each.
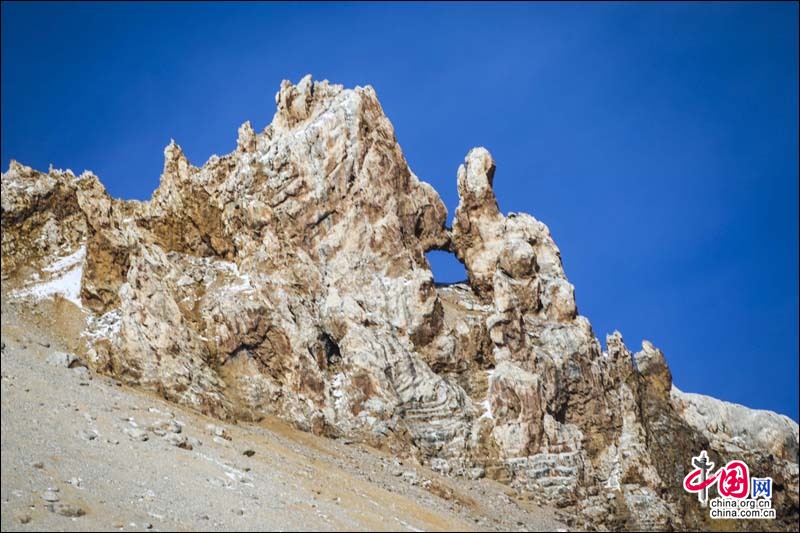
[2,75,797,531]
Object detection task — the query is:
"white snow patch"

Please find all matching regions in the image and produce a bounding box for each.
[84,308,122,341]
[479,369,495,420]
[44,245,86,273]
[196,452,250,486]
[394,517,424,532]
[226,272,254,294]
[204,259,255,294]
[604,446,621,490]
[13,246,86,308]
[331,372,347,413]
[605,469,621,491]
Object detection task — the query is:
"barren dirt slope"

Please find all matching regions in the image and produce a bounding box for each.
[0,296,567,532]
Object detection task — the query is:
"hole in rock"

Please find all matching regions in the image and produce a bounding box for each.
[553,402,568,424]
[321,333,341,367]
[425,250,468,287]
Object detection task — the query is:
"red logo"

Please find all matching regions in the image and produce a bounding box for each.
[684,451,750,505]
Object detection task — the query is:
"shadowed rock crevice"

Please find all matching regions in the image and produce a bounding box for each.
[320,332,342,368]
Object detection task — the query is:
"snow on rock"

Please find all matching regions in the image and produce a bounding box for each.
[12,245,86,308]
[84,308,122,341]
[479,369,495,420]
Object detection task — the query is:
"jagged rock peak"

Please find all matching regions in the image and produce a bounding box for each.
[458,147,498,205]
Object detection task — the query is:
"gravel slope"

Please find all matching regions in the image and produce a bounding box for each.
[1,296,568,532]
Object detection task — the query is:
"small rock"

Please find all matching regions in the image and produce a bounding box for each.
[143,523,153,530]
[467,467,485,480]
[165,433,192,450]
[78,429,98,441]
[46,351,73,367]
[242,449,256,457]
[124,427,149,441]
[234,509,244,516]
[14,510,32,524]
[73,366,92,380]
[53,503,85,517]
[402,471,419,485]
[31,461,44,469]
[207,477,226,488]
[206,424,231,440]
[371,421,390,438]
[41,490,60,502]
[46,351,86,368]
[67,477,83,488]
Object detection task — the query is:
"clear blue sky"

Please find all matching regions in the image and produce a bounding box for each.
[2,2,797,420]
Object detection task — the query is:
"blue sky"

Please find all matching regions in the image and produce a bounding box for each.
[2,2,798,420]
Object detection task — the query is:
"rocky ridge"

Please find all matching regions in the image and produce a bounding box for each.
[2,75,797,531]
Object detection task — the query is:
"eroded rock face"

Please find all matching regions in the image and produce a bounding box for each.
[2,75,797,531]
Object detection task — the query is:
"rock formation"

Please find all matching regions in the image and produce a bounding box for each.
[2,75,797,531]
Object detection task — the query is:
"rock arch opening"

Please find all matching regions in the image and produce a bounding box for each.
[425,249,468,286]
